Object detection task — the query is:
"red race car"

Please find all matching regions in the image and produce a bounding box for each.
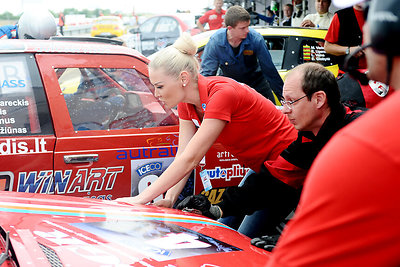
[0,191,270,266]
[0,38,245,204]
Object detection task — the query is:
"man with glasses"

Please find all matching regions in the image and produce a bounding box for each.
[177,62,365,238]
[265,0,400,265]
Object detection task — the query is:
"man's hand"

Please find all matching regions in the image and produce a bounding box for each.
[301,19,315,28]
[176,194,222,220]
[251,234,280,252]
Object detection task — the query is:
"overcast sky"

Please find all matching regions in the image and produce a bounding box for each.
[9,0,214,15]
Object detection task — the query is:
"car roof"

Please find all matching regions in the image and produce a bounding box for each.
[193,26,328,48]
[0,38,148,62]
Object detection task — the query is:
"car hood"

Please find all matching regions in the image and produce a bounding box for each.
[0,192,269,266]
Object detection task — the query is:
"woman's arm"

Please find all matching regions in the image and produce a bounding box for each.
[116,118,227,205]
[154,119,198,208]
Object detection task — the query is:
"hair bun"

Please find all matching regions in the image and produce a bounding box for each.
[173,32,197,56]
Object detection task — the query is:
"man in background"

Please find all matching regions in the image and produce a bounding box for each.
[324,3,366,71]
[197,0,226,32]
[301,0,333,29]
[292,0,306,26]
[201,5,283,103]
[281,4,294,26]
[58,12,65,36]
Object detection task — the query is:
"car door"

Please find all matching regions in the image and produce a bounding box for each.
[0,53,56,193]
[152,16,180,51]
[35,53,180,201]
[139,16,160,56]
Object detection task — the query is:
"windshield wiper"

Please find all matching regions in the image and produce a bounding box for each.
[0,231,10,265]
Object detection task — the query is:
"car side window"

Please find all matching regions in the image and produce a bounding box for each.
[300,39,336,66]
[140,17,158,33]
[56,67,178,131]
[155,17,179,34]
[264,37,286,70]
[0,54,53,136]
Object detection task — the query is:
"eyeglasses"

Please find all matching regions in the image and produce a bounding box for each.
[280,94,309,110]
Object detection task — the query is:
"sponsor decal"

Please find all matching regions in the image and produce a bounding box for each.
[303,45,311,61]
[243,49,254,56]
[0,98,28,106]
[369,80,389,97]
[216,151,238,162]
[146,134,178,146]
[116,146,177,160]
[136,162,163,177]
[131,158,174,202]
[303,44,331,62]
[0,138,47,155]
[17,166,124,195]
[204,164,250,182]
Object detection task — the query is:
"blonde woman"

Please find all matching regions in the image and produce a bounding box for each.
[117,33,297,208]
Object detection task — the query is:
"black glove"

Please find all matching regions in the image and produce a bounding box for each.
[176,194,222,220]
[251,234,280,252]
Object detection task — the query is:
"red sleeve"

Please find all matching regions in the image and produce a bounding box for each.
[264,156,308,189]
[203,85,237,122]
[324,13,340,43]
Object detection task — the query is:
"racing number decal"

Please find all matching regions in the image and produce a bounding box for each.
[200,188,225,205]
[138,174,163,203]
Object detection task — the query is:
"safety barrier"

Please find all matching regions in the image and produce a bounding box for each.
[63,24,92,36]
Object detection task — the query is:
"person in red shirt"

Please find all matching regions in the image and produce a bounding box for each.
[177,63,365,238]
[58,12,65,36]
[324,4,366,71]
[197,0,226,31]
[116,32,297,207]
[266,0,400,266]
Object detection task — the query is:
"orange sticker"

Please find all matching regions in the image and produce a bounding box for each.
[243,50,254,56]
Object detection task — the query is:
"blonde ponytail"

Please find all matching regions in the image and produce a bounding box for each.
[149,32,199,80]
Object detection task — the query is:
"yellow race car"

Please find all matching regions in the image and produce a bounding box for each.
[91,16,126,38]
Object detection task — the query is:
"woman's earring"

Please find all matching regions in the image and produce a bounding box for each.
[183,84,186,87]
